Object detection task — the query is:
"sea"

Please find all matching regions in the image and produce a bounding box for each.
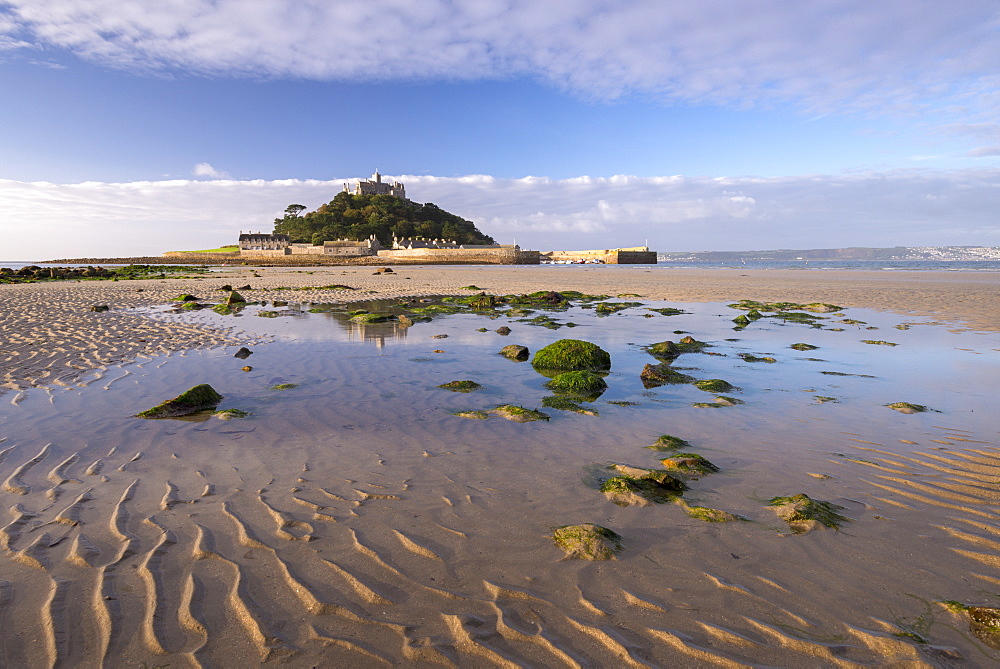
[3,259,1000,272]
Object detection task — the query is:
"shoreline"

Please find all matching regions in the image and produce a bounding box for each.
[2,265,998,392]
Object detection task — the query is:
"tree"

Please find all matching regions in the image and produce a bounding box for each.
[272,193,495,246]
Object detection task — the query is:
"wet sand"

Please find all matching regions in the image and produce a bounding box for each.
[1,265,999,666]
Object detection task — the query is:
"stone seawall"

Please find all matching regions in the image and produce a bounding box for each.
[543,249,657,264]
[377,248,540,264]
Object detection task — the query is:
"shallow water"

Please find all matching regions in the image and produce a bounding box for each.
[1,297,998,665]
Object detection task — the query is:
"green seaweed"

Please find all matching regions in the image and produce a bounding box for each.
[453,410,489,420]
[790,343,819,351]
[437,380,483,392]
[214,408,251,420]
[135,384,223,419]
[270,383,299,391]
[532,339,611,372]
[640,363,695,388]
[491,404,549,422]
[693,379,737,393]
[545,371,607,395]
[739,354,776,363]
[647,435,691,451]
[768,493,848,531]
[541,396,598,415]
[660,453,720,475]
[886,402,930,414]
[551,524,622,560]
[861,340,898,346]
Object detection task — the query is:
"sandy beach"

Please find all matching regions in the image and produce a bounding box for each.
[1,265,998,666]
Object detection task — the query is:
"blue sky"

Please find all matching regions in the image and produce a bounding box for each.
[1,1,999,259]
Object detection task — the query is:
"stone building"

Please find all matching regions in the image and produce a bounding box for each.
[343,170,407,199]
[238,233,291,252]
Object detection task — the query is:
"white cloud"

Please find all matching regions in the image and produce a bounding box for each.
[193,162,228,178]
[2,1,1000,121]
[1,171,998,260]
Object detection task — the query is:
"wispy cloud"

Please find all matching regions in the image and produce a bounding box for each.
[2,2,1000,121]
[1,171,997,260]
[193,162,228,179]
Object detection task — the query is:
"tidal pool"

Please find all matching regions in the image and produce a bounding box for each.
[0,296,997,666]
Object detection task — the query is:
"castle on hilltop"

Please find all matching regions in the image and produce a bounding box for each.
[343,170,407,200]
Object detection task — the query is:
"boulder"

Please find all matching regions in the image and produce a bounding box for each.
[551,524,622,560]
[495,326,512,335]
[226,291,247,305]
[134,384,223,418]
[498,344,529,360]
[234,347,252,359]
[532,339,611,372]
[640,363,693,387]
[768,493,848,533]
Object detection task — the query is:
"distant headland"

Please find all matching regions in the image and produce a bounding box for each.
[660,246,1000,262]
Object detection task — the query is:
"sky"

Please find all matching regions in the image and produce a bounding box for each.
[1,0,999,259]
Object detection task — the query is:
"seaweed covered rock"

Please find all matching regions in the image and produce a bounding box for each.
[551,524,622,561]
[437,380,482,392]
[544,371,607,396]
[135,384,223,418]
[226,291,247,305]
[886,402,930,414]
[602,465,687,506]
[967,606,1000,649]
[660,453,720,476]
[234,347,252,359]
[541,396,598,415]
[495,326,512,335]
[790,343,819,351]
[532,339,611,372]
[676,500,743,522]
[491,404,549,422]
[647,340,680,359]
[641,363,694,388]
[214,409,251,420]
[768,493,848,533]
[498,344,529,360]
[647,434,692,451]
[693,378,737,393]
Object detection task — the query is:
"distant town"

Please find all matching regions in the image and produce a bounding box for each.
[659,246,1000,262]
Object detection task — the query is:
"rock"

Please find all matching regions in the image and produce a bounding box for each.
[693,378,737,393]
[237,284,252,290]
[646,434,691,451]
[432,334,448,339]
[90,305,110,312]
[495,326,512,335]
[219,284,233,291]
[234,347,252,359]
[241,366,253,372]
[490,404,549,422]
[768,493,848,533]
[660,453,720,476]
[540,396,598,415]
[640,363,694,387]
[790,342,819,351]
[968,607,1000,649]
[134,384,223,418]
[647,340,680,359]
[437,380,482,392]
[498,344,529,360]
[532,339,611,372]
[272,300,288,307]
[214,409,251,420]
[551,524,622,560]
[677,500,742,522]
[886,402,930,414]
[226,291,247,305]
[176,294,198,302]
[397,314,414,327]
